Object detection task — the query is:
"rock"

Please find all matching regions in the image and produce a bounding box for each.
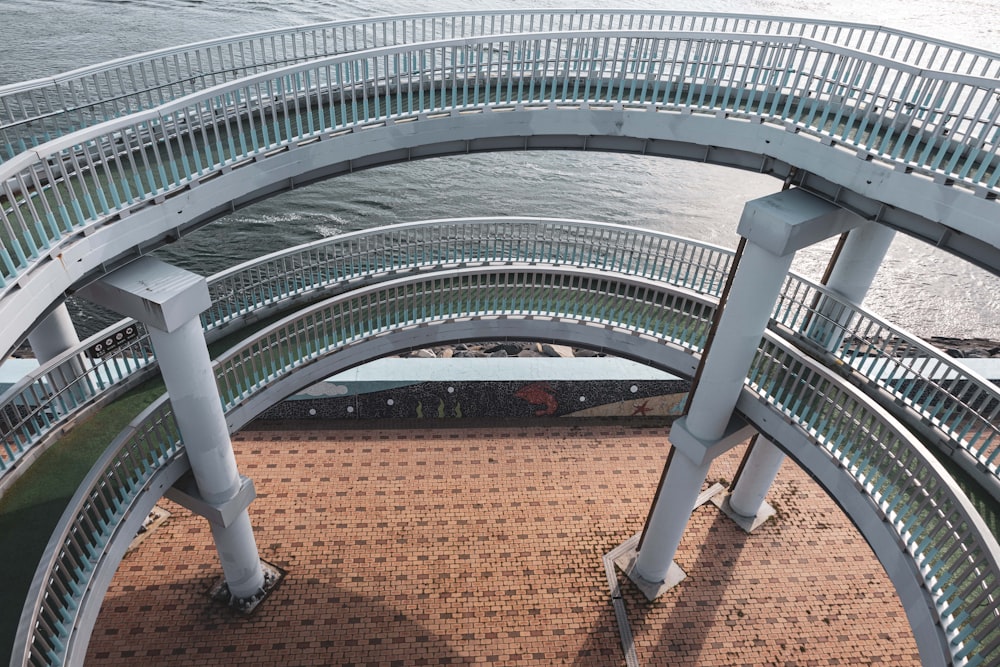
[928,336,1000,359]
[485,342,525,356]
[403,336,1000,363]
[541,343,574,358]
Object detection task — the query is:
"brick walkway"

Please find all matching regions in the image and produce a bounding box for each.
[87,421,921,666]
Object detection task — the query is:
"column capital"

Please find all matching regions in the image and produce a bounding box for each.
[737,189,865,256]
[78,257,210,333]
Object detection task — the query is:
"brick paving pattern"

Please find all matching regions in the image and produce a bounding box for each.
[87,421,921,666]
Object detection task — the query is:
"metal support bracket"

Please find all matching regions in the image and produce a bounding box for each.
[165,472,256,528]
[668,414,756,466]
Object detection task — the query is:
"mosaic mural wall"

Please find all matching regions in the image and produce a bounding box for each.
[258,378,691,421]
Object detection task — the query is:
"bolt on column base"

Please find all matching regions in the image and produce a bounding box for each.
[209,559,286,615]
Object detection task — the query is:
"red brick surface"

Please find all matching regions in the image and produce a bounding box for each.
[86,421,921,666]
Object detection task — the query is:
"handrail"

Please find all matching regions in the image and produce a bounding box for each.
[7,217,1000,511]
[0,217,731,487]
[2,26,997,307]
[0,319,154,481]
[11,397,183,667]
[202,216,732,332]
[773,273,1000,499]
[743,332,1000,667]
[5,10,999,160]
[14,265,999,666]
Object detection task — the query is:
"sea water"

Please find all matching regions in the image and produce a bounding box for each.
[2,0,999,338]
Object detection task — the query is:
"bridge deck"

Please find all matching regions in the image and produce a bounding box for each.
[12,264,998,667]
[5,11,1000,667]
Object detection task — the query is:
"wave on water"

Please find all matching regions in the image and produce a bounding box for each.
[5,0,1000,338]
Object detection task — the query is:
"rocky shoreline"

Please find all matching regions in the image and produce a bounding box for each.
[402,338,1000,360]
[11,336,1000,361]
[398,341,600,359]
[927,337,1000,359]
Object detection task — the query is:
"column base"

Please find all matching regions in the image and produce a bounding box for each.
[209,558,286,615]
[608,482,725,600]
[612,538,687,600]
[711,492,776,533]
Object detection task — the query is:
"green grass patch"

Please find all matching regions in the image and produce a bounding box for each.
[0,316,281,659]
[0,376,164,661]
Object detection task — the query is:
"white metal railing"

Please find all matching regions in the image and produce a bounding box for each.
[202,216,731,330]
[5,10,999,160]
[6,218,1000,511]
[2,26,999,300]
[744,333,1000,667]
[0,218,731,485]
[12,398,182,667]
[13,266,999,666]
[773,274,1000,491]
[0,321,153,477]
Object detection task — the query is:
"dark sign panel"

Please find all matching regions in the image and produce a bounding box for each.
[86,324,142,359]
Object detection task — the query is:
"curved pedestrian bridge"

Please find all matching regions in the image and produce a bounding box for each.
[6,218,999,667]
[4,219,1000,504]
[2,11,1000,667]
[2,11,1000,360]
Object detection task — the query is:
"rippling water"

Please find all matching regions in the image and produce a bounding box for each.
[3,0,999,337]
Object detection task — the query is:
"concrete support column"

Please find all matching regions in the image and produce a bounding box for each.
[27,305,80,363]
[623,189,865,595]
[631,237,791,585]
[684,240,796,441]
[810,222,896,351]
[79,258,265,601]
[147,317,264,597]
[727,437,786,518]
[146,318,241,503]
[825,222,896,305]
[719,221,890,529]
[632,449,711,587]
[27,304,88,411]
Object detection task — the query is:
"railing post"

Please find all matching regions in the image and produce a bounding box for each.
[79,257,269,604]
[618,189,865,597]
